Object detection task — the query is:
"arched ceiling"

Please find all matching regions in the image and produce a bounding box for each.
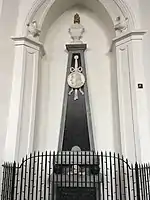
[23,0,137,40]
[39,0,115,42]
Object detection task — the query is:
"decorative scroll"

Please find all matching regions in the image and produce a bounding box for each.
[67,55,85,100]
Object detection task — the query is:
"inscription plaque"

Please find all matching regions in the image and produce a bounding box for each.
[56,187,96,200]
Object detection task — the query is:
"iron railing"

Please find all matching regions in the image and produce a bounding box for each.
[1,151,150,200]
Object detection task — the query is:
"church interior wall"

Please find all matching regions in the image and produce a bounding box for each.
[139,0,150,129]
[0,1,150,188]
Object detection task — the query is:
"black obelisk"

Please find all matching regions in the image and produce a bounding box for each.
[58,14,94,151]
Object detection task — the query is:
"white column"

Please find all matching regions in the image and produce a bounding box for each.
[0,0,3,17]
[4,36,45,162]
[113,31,150,163]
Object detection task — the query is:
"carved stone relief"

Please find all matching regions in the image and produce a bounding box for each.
[27,20,41,38]
[114,16,128,33]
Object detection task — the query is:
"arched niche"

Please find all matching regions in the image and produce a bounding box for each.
[39,0,115,42]
[23,0,138,38]
[33,4,121,154]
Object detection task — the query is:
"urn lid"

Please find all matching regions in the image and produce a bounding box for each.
[74,13,80,24]
[68,13,85,44]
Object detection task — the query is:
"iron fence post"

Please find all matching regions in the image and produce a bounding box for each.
[11,162,16,200]
[135,162,140,200]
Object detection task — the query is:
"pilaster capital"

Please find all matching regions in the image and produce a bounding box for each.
[111,30,147,48]
[11,36,45,56]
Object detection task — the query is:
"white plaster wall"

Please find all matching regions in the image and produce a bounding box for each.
[0,0,19,189]
[139,0,150,125]
[125,0,140,28]
[0,0,19,157]
[0,0,3,17]
[138,0,150,162]
[34,6,120,153]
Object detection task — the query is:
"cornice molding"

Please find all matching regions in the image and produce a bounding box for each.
[113,30,147,43]
[66,44,87,52]
[110,30,147,51]
[109,30,147,52]
[11,36,45,56]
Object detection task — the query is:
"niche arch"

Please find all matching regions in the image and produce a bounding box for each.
[23,0,138,39]
[33,4,120,153]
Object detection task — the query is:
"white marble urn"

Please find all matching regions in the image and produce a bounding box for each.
[68,13,85,44]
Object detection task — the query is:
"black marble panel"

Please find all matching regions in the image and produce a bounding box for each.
[62,53,90,151]
[56,187,96,200]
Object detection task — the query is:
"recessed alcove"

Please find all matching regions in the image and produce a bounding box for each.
[33,5,121,154]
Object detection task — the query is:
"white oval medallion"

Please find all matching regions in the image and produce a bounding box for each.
[67,71,85,89]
